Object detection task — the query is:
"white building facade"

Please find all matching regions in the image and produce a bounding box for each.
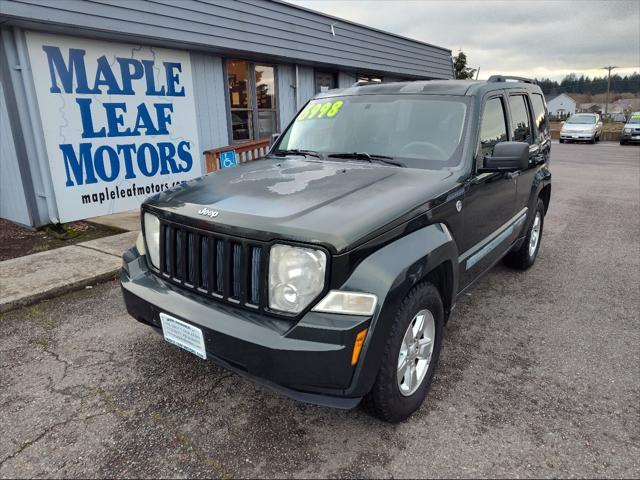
[547,93,577,117]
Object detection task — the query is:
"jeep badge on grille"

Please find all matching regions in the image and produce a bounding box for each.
[198,207,219,218]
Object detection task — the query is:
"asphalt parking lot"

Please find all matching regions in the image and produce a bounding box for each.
[1,142,639,478]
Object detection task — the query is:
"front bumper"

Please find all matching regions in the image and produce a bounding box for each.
[560,131,596,141]
[120,248,370,408]
[621,131,640,142]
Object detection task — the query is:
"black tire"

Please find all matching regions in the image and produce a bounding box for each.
[504,198,545,270]
[559,139,564,144]
[620,140,626,145]
[589,136,596,144]
[362,282,444,423]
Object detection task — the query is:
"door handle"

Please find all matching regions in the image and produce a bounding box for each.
[506,171,520,179]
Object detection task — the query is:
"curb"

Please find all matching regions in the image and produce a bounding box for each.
[0,270,119,314]
[0,231,137,314]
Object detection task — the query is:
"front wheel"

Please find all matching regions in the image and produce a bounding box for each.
[504,198,545,270]
[362,282,444,423]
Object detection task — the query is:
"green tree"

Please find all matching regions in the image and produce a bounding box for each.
[452,50,477,80]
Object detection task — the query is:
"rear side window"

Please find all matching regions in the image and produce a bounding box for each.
[508,95,532,143]
[478,97,508,159]
[531,93,549,140]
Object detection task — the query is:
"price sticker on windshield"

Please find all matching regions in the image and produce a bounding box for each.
[296,101,343,121]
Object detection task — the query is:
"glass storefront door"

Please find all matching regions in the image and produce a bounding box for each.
[227,60,277,142]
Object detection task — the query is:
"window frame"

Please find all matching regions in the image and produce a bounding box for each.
[530,92,550,141]
[507,93,534,145]
[224,59,279,144]
[475,93,510,171]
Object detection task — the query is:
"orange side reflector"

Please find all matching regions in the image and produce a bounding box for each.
[351,328,368,366]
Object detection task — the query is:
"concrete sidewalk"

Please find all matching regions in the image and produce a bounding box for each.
[0,231,138,313]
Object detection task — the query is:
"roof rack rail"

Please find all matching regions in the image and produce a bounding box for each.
[487,75,537,85]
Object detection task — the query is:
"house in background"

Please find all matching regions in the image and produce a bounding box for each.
[578,103,604,114]
[547,93,577,117]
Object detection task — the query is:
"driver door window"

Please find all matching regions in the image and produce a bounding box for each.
[478,97,508,160]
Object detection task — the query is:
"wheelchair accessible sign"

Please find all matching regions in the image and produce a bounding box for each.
[219,150,239,169]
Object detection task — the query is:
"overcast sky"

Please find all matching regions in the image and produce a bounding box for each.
[287,0,640,81]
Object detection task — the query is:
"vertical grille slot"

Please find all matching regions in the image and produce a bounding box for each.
[250,247,262,305]
[186,232,195,285]
[162,224,171,276]
[200,236,209,291]
[156,219,268,310]
[231,243,242,299]
[215,240,224,294]
[175,228,183,281]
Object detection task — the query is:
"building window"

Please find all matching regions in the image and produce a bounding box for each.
[357,73,383,83]
[315,71,337,93]
[227,60,277,142]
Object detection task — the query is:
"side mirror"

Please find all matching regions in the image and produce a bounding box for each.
[479,142,529,173]
[270,133,280,147]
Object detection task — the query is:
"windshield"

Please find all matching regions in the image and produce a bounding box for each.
[628,115,640,124]
[276,95,469,169]
[566,114,597,124]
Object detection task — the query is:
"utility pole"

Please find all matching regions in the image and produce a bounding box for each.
[602,66,617,118]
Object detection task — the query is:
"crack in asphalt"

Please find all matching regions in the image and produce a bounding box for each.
[0,412,109,469]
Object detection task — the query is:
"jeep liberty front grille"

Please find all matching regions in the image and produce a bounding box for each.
[157,220,267,309]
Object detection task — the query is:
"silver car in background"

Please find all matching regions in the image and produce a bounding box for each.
[620,112,640,145]
[560,113,603,144]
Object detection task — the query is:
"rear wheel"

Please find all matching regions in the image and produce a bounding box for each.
[504,198,545,270]
[362,282,444,423]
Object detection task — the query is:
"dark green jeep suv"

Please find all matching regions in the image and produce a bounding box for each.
[121,76,552,422]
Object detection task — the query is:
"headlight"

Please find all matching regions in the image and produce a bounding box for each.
[143,212,160,268]
[625,128,632,133]
[269,244,326,313]
[135,232,146,255]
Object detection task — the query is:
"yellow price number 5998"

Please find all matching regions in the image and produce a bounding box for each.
[296,100,344,121]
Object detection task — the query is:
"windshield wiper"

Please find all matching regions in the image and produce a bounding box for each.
[273,149,322,159]
[328,152,405,167]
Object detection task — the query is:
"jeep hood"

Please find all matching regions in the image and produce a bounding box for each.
[146,157,458,253]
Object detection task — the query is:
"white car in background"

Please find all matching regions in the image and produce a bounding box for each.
[620,112,640,145]
[560,113,603,144]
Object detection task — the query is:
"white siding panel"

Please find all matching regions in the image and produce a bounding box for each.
[0,78,30,225]
[338,71,356,88]
[277,63,297,129]
[297,66,315,108]
[190,51,229,172]
[1,0,453,79]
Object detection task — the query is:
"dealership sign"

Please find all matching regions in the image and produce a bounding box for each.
[26,32,201,222]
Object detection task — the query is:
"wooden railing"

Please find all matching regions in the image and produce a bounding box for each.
[204,138,271,172]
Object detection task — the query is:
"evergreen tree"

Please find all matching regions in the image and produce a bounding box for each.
[452,51,477,80]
